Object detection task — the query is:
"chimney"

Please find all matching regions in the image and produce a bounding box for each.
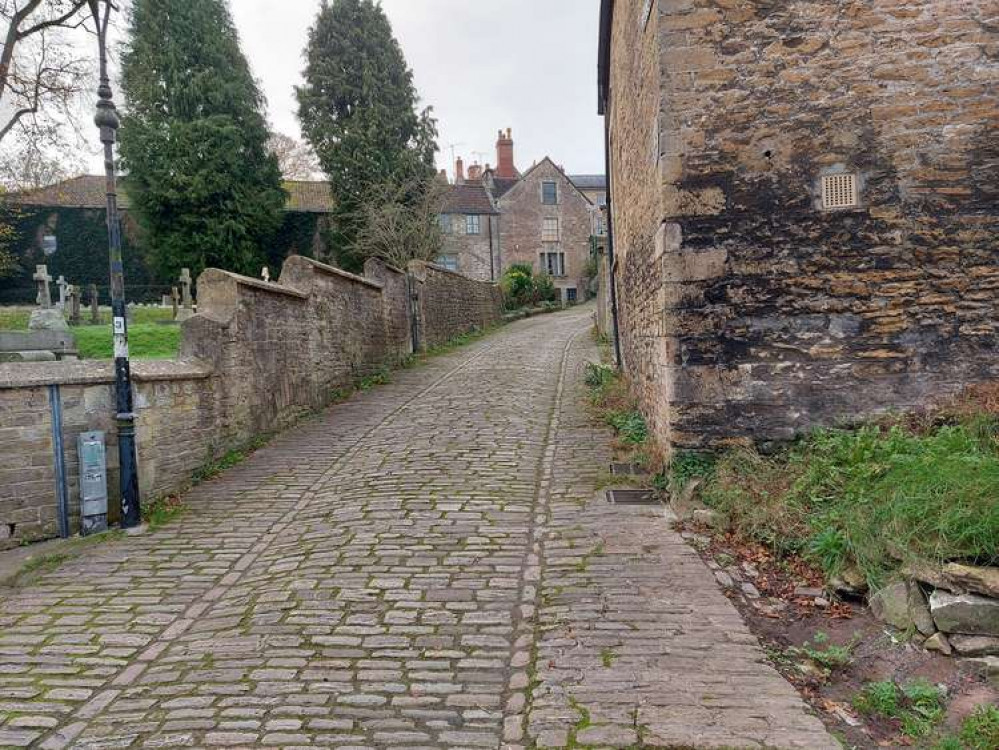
[455,156,465,184]
[496,128,516,180]
[467,162,483,181]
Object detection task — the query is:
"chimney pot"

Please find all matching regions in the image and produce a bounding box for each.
[455,156,465,184]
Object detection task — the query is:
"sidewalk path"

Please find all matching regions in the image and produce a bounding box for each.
[0,307,837,749]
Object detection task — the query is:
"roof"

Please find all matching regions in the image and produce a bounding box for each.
[8,175,335,214]
[490,178,519,199]
[441,183,499,215]
[569,174,607,191]
[497,158,594,206]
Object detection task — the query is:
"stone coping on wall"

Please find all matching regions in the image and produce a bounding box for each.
[285,256,385,291]
[203,268,310,299]
[0,359,212,389]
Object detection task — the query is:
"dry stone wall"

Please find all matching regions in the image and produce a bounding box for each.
[605,0,999,451]
[0,255,502,546]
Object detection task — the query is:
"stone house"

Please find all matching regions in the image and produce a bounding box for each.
[597,0,999,452]
[439,130,602,304]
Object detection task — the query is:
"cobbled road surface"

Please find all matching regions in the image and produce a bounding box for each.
[0,307,838,749]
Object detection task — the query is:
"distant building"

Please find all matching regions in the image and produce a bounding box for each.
[439,129,604,304]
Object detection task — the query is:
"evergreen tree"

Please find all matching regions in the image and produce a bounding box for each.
[119,0,285,281]
[296,0,438,271]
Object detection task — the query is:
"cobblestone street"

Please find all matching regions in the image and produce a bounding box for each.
[0,308,837,749]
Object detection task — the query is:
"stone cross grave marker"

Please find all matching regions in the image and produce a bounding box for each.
[88,284,100,324]
[177,268,194,322]
[56,275,69,310]
[261,266,271,283]
[33,265,53,308]
[171,287,180,320]
[68,285,81,326]
[180,268,192,308]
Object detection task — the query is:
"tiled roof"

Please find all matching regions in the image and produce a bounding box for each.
[569,174,607,190]
[490,178,519,199]
[442,183,498,215]
[8,175,335,214]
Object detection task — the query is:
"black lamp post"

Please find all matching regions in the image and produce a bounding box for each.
[89,0,141,529]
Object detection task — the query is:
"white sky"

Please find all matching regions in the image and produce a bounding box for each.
[84,0,605,179]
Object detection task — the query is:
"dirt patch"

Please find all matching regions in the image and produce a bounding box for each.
[677,521,998,749]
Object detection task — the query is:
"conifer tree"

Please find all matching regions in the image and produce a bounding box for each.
[297,0,438,271]
[119,0,285,280]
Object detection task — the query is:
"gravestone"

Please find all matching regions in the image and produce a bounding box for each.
[29,265,69,331]
[171,287,180,321]
[262,266,271,283]
[68,285,82,326]
[88,284,100,324]
[177,268,194,322]
[56,275,69,311]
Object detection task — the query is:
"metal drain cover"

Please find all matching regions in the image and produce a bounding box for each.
[609,463,649,477]
[606,489,658,506]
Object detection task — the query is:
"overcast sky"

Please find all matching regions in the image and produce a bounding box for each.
[84,0,605,179]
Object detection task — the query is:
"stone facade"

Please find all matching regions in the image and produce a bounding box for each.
[438,184,502,282]
[497,159,595,304]
[0,256,503,547]
[599,0,999,451]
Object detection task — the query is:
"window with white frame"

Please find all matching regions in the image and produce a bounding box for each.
[439,214,453,234]
[539,248,565,277]
[436,254,459,272]
[466,214,481,235]
[542,217,560,242]
[542,181,558,205]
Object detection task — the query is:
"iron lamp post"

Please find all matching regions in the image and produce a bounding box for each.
[88,0,141,529]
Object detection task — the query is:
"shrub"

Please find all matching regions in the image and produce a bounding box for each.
[500,263,559,310]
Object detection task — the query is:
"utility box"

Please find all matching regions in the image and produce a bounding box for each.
[78,431,108,535]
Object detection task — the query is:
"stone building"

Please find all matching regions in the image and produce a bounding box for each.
[597,0,999,451]
[439,130,602,304]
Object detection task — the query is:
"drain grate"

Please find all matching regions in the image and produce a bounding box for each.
[606,489,659,506]
[609,463,649,477]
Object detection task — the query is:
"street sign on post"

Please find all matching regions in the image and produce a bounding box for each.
[78,431,109,535]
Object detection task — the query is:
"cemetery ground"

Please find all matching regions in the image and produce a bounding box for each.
[0,306,181,360]
[0,306,843,750]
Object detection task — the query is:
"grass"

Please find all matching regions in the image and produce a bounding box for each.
[0,305,182,360]
[75,323,181,360]
[584,362,651,456]
[681,414,999,589]
[142,494,187,531]
[853,679,947,740]
[931,705,999,750]
[4,529,124,587]
[787,631,857,676]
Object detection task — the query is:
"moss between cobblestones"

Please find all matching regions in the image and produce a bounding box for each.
[2,530,124,588]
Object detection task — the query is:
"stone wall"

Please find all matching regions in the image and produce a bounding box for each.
[410,261,504,351]
[0,255,502,547]
[440,214,502,282]
[605,0,999,451]
[498,160,595,302]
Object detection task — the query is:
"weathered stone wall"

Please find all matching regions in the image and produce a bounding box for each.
[0,256,502,546]
[410,261,504,351]
[607,0,999,451]
[498,160,594,301]
[0,362,217,547]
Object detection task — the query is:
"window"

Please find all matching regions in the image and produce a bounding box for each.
[542,181,558,205]
[436,254,459,272]
[542,218,560,242]
[566,288,578,304]
[595,215,607,236]
[466,215,481,235]
[439,214,453,234]
[539,249,565,277]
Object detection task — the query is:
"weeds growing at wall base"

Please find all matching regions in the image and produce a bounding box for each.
[668,391,999,590]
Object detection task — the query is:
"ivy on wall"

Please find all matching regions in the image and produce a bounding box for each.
[0,207,329,305]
